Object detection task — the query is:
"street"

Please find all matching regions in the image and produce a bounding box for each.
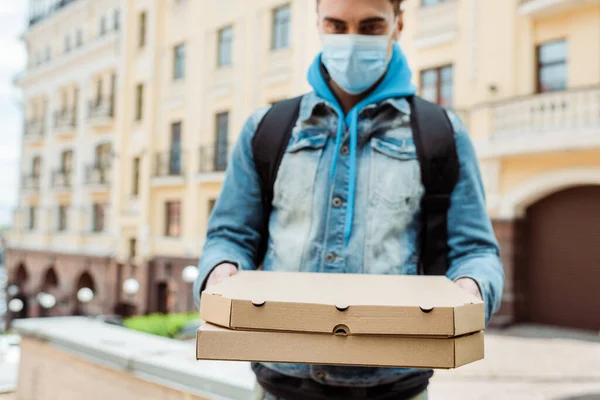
[0,335,19,395]
[0,265,6,332]
[429,326,600,400]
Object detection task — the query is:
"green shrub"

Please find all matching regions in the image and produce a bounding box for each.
[123,313,198,338]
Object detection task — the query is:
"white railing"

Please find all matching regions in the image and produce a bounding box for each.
[492,86,600,141]
[519,0,591,17]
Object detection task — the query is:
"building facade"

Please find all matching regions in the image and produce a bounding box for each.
[6,0,600,331]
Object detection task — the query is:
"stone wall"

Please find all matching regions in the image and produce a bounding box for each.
[13,317,255,400]
[17,337,209,400]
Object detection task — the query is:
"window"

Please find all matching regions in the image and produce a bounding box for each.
[92,203,105,232]
[272,5,291,50]
[96,77,103,106]
[170,122,182,174]
[165,201,181,237]
[132,157,141,196]
[135,83,144,120]
[61,150,74,174]
[421,0,452,6]
[76,29,83,47]
[100,15,107,36]
[45,46,51,61]
[139,12,147,48]
[420,65,454,108]
[208,199,216,218]
[29,206,36,230]
[215,112,229,171]
[61,90,68,112]
[95,143,111,167]
[114,9,120,31]
[65,34,72,52]
[537,40,567,93]
[129,238,137,259]
[32,156,42,178]
[173,43,186,80]
[218,26,233,67]
[58,205,68,232]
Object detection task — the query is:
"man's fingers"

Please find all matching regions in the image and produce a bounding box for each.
[206,263,238,288]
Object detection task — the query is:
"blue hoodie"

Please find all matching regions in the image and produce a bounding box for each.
[307,42,417,246]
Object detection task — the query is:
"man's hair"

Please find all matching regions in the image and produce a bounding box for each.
[317,0,405,15]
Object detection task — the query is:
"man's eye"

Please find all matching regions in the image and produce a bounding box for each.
[361,24,384,34]
[333,23,345,33]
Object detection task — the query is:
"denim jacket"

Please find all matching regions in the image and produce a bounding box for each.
[194,92,505,387]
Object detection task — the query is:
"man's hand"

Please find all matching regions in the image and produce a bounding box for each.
[455,278,482,300]
[206,263,238,288]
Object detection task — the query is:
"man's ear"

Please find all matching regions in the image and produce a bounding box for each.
[394,13,404,40]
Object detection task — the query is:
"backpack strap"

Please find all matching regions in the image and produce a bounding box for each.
[251,96,304,266]
[408,96,460,276]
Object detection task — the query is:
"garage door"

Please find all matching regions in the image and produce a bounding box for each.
[525,186,600,331]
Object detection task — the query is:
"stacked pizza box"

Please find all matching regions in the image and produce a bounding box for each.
[196,271,485,369]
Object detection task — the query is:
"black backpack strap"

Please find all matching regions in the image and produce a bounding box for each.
[251,96,303,266]
[408,96,460,276]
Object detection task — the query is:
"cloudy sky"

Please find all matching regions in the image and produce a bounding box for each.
[0,1,27,227]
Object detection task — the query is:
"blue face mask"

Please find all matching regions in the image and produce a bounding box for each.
[321,34,392,95]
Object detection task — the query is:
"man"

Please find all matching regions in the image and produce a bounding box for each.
[194,0,504,399]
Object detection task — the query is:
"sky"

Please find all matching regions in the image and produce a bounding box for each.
[0,1,27,227]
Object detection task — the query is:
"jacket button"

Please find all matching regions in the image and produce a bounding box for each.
[332,197,343,208]
[340,146,349,156]
[325,253,336,263]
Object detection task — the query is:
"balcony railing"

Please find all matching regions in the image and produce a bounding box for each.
[24,119,45,140]
[28,0,81,28]
[491,86,600,142]
[519,0,590,17]
[85,164,111,186]
[54,109,77,134]
[199,143,229,174]
[22,175,41,191]
[154,151,185,178]
[51,169,73,190]
[88,99,114,126]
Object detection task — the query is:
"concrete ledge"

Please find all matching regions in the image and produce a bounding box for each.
[13,317,255,400]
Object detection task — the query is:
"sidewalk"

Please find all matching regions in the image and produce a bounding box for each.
[0,334,19,398]
[429,325,600,400]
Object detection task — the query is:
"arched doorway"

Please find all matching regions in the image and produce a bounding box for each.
[11,263,30,319]
[39,267,60,317]
[73,271,96,316]
[523,186,600,331]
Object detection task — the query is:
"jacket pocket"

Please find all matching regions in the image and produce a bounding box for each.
[370,137,421,208]
[273,132,328,204]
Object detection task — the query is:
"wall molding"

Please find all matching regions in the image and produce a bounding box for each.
[499,167,600,218]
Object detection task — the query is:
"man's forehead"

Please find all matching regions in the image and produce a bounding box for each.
[318,0,395,22]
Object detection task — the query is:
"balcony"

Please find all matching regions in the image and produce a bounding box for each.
[85,164,111,188]
[22,175,41,192]
[152,151,185,185]
[414,1,458,49]
[51,170,73,191]
[476,86,600,157]
[519,0,600,17]
[28,0,80,28]
[197,143,228,182]
[24,119,45,142]
[88,99,114,128]
[54,109,77,136]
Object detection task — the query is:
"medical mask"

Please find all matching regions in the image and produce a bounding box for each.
[321,34,392,95]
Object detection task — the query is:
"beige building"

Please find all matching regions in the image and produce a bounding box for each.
[8,0,123,318]
[6,0,600,331]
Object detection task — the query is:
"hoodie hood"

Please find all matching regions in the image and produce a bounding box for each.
[306,41,417,246]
